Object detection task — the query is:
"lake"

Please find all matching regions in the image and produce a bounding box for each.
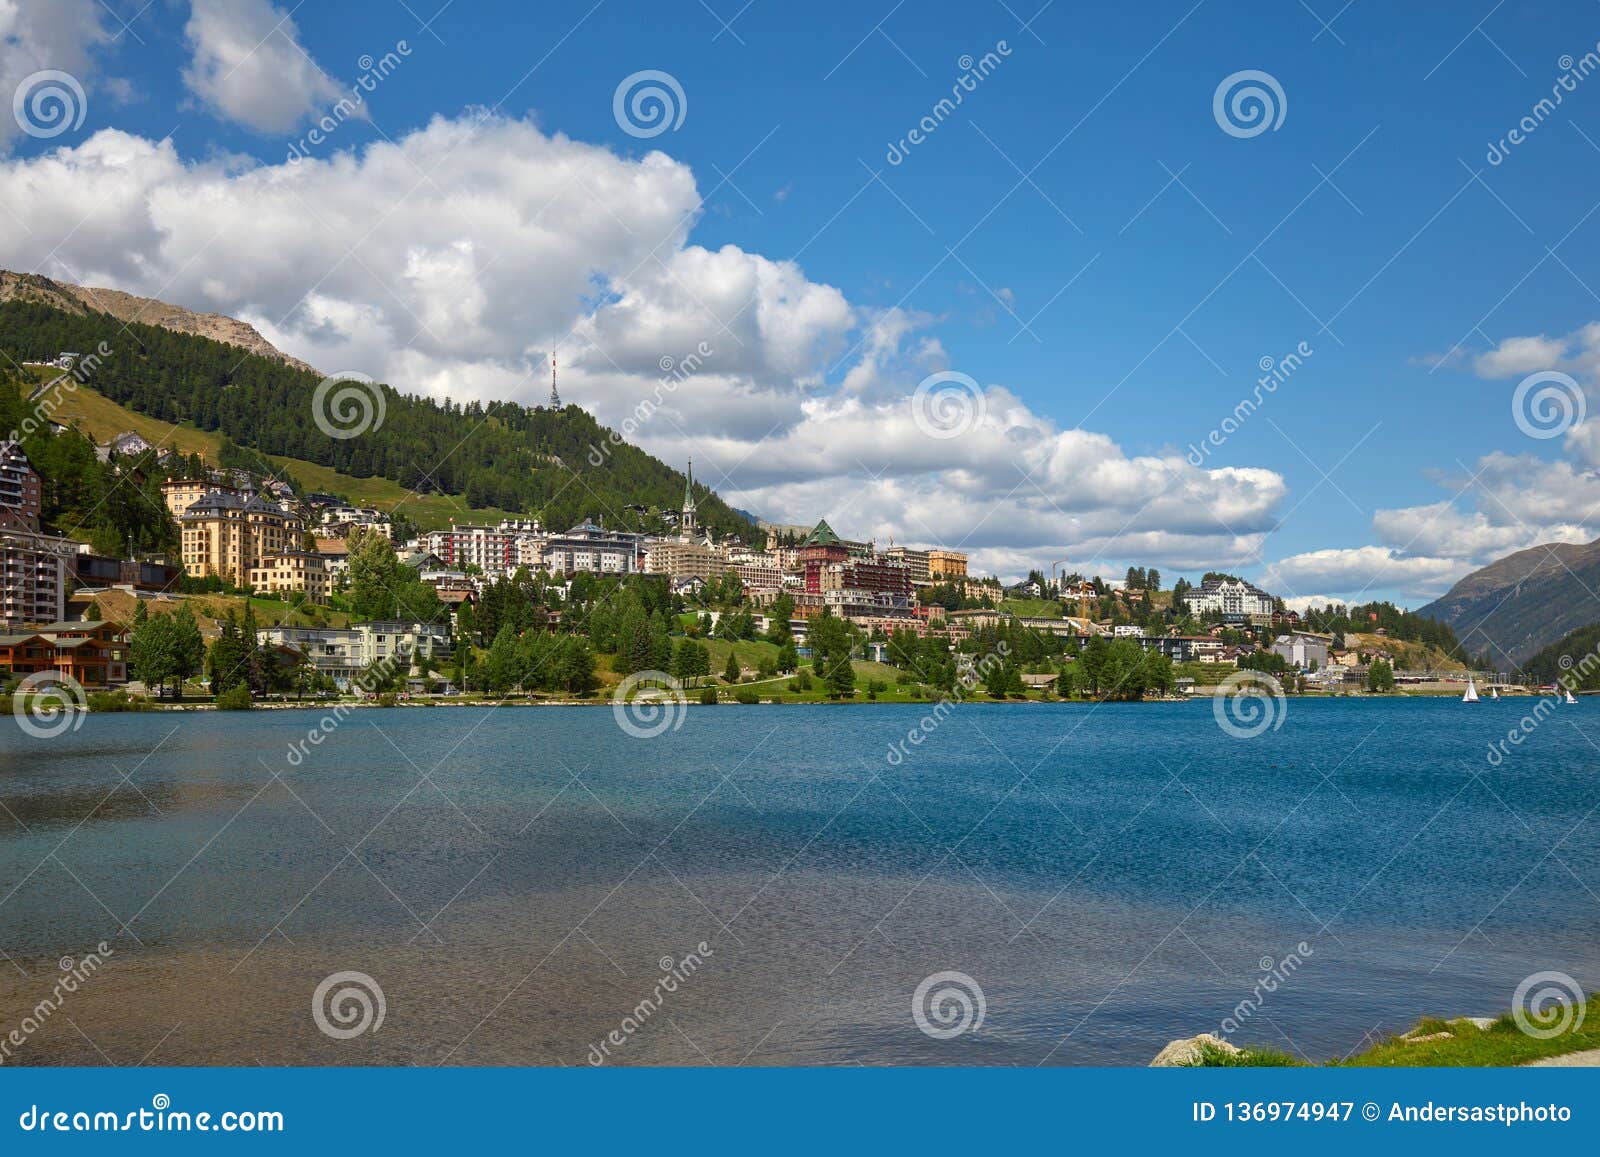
[1,697,1597,1066]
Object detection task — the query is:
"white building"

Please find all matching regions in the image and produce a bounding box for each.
[1271,631,1332,670]
[1182,578,1276,621]
[258,620,453,687]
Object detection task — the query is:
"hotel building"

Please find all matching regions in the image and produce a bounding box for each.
[178,491,306,584]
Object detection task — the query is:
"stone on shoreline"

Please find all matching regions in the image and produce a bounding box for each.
[1150,1033,1239,1067]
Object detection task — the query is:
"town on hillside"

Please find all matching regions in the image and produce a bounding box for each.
[2,413,1482,705]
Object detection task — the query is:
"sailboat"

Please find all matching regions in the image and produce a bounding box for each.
[1462,677,1479,703]
[1565,687,1579,705]
[1491,687,1500,700]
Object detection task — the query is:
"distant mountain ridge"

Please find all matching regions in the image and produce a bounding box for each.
[0,269,317,375]
[1417,538,1600,665]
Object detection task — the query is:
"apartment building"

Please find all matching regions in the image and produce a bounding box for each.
[884,546,930,584]
[320,506,393,540]
[161,478,236,519]
[0,441,43,531]
[248,551,332,604]
[542,519,643,574]
[419,524,522,574]
[178,491,305,583]
[644,539,725,582]
[927,549,969,580]
[0,529,70,628]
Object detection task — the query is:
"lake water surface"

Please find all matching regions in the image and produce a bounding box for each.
[1,698,1597,1065]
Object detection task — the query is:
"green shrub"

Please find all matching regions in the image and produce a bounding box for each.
[87,690,151,712]
[215,685,254,711]
[735,688,759,704]
[698,687,719,705]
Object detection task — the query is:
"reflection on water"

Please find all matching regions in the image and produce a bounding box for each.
[1,700,1597,1065]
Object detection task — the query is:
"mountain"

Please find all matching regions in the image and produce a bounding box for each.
[0,293,752,543]
[0,269,317,374]
[1521,620,1600,688]
[1417,539,1600,666]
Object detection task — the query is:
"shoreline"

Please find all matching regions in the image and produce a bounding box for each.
[37,689,1565,714]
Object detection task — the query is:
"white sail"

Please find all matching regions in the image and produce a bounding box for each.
[1491,687,1499,699]
[1462,678,1478,703]
[1566,688,1579,704]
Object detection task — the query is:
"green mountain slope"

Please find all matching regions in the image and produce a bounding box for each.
[0,297,751,539]
[1417,539,1600,666]
[1521,620,1600,687]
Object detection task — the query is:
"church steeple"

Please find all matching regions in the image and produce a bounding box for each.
[679,458,698,542]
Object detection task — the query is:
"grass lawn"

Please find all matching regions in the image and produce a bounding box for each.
[1199,994,1600,1067]
[997,598,1065,618]
[1334,997,1600,1066]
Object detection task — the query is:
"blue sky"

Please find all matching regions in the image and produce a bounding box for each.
[6,0,1600,605]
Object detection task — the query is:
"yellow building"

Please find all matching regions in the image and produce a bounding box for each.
[161,478,235,518]
[927,549,968,580]
[179,491,305,584]
[248,552,331,605]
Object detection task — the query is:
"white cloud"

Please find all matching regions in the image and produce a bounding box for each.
[1260,547,1468,602]
[1294,324,1600,603]
[182,0,346,133]
[1473,333,1567,378]
[0,0,109,147]
[0,115,1290,580]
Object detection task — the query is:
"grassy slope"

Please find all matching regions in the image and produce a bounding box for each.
[14,376,517,530]
[84,588,347,637]
[1346,632,1464,671]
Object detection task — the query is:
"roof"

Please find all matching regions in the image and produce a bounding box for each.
[800,519,843,547]
[33,620,113,634]
[180,490,288,518]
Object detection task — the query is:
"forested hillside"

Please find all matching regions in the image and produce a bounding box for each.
[0,299,751,539]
